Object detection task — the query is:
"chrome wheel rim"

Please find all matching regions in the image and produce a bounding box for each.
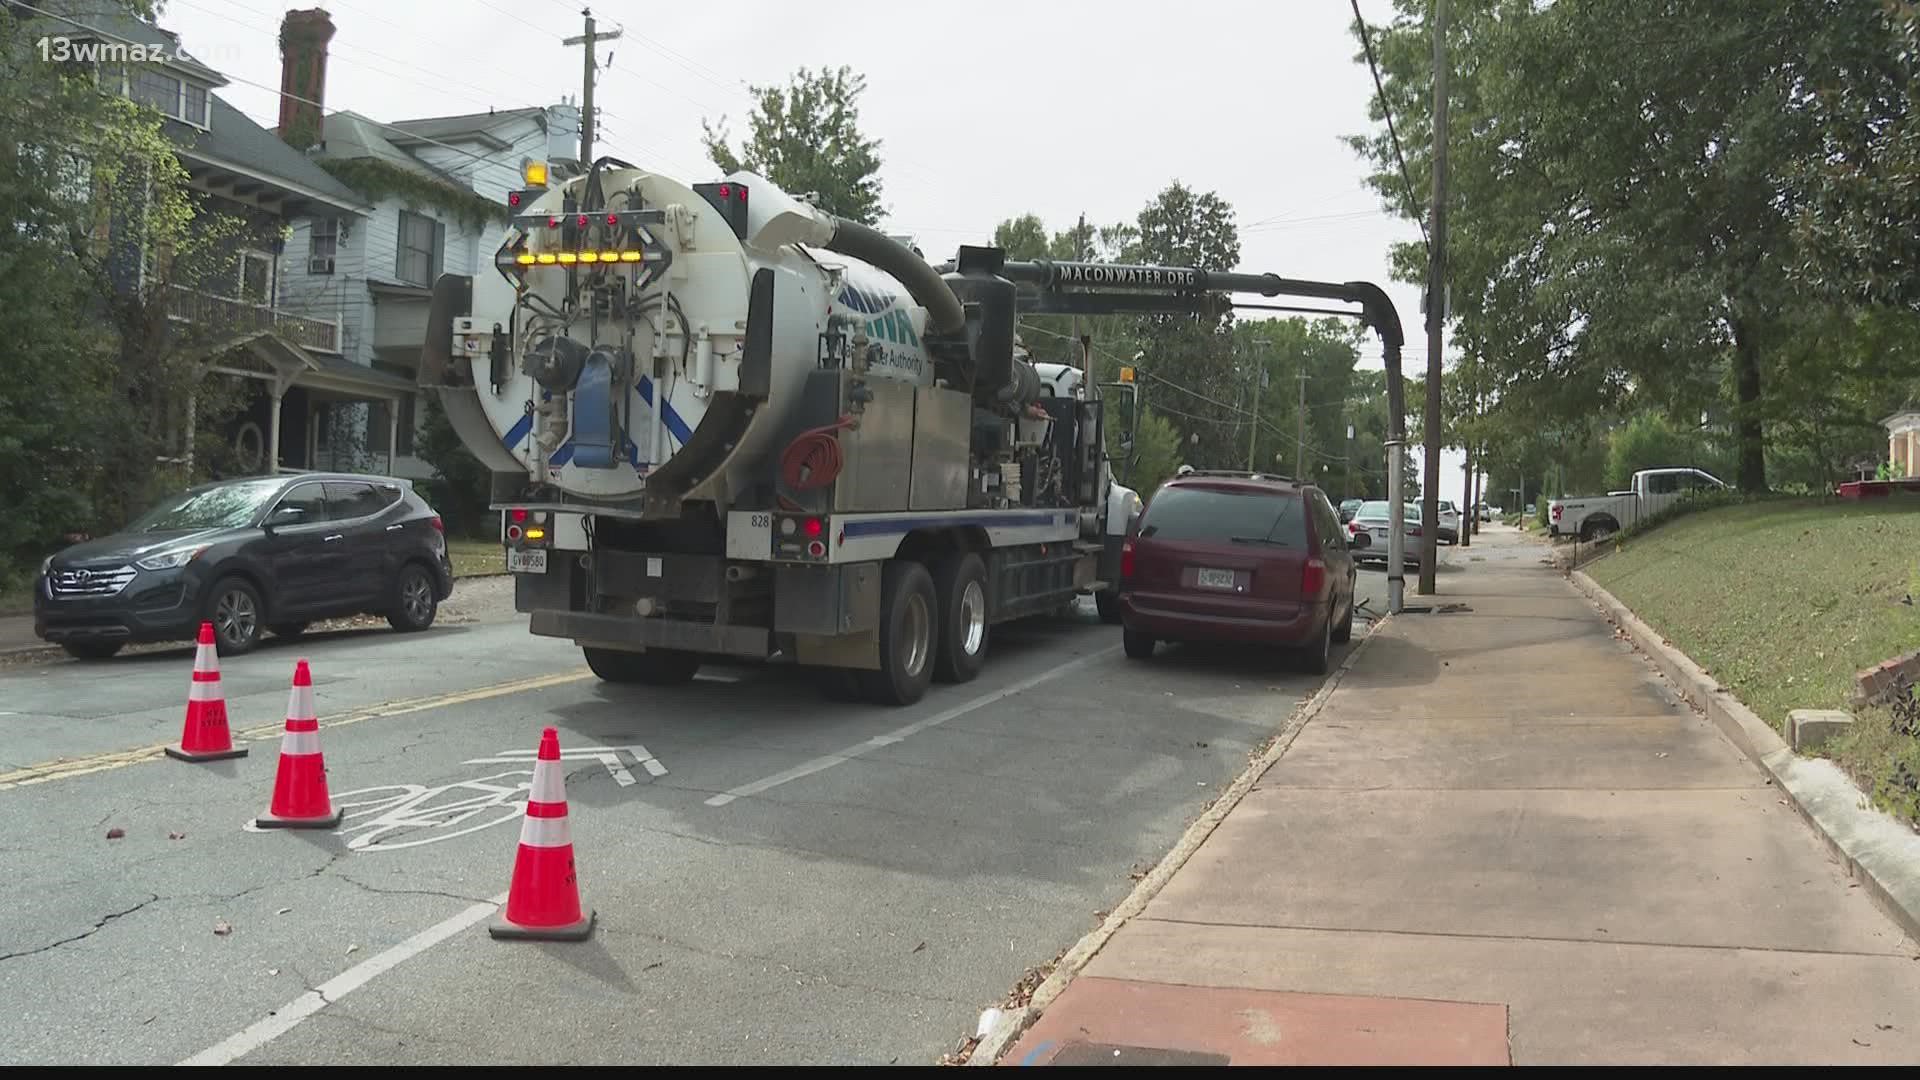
[959,580,986,655]
[216,590,256,645]
[902,592,931,678]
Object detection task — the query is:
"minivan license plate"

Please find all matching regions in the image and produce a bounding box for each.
[1196,568,1235,590]
[508,548,548,574]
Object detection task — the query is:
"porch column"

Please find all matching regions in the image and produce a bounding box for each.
[268,389,283,475]
[387,396,401,476]
[1909,430,1919,479]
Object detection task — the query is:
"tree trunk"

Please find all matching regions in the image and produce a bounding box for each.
[1732,321,1767,493]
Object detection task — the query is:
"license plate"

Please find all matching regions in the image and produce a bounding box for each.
[507,548,548,574]
[1195,567,1236,590]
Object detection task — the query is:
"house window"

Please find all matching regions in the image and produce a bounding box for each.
[310,218,338,272]
[184,83,209,128]
[396,211,443,287]
[239,251,274,305]
[130,69,182,118]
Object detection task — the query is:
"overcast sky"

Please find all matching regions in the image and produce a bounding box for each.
[153,0,1480,497]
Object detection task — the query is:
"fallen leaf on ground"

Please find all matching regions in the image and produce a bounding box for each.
[346,943,359,955]
[267,968,279,976]
[277,907,292,915]
[213,920,232,936]
[105,828,125,840]
[168,831,185,840]
[912,941,927,953]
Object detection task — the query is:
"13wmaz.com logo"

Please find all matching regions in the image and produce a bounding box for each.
[37,36,194,64]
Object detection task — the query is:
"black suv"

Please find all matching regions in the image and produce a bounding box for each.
[35,473,454,659]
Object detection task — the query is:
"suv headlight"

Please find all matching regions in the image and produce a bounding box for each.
[135,546,207,571]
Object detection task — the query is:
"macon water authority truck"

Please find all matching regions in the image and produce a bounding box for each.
[419,159,1409,705]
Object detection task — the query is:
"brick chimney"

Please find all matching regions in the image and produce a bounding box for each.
[277,8,335,152]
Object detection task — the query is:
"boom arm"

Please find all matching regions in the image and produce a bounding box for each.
[939,247,1411,612]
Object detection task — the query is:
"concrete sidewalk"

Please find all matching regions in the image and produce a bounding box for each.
[1004,528,1920,1066]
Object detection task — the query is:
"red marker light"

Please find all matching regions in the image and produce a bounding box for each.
[507,192,522,207]
[737,186,747,200]
[807,540,826,558]
[606,213,619,226]
[510,508,528,523]
[803,517,823,537]
[547,216,560,228]
[506,525,522,541]
[576,214,589,228]
[718,184,731,198]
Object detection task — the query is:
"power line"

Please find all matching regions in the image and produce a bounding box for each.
[1351,0,1431,255]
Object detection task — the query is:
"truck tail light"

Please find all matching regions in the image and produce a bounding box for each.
[1120,537,1136,579]
[1551,504,1563,520]
[1302,557,1326,597]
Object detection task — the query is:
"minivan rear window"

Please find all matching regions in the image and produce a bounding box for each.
[1139,486,1307,547]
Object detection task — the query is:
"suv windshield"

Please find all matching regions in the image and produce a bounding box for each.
[1140,486,1307,547]
[126,479,284,532]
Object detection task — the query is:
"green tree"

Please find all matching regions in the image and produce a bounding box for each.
[701,66,885,225]
[1127,182,1243,470]
[1348,0,1882,494]
[1111,409,1184,501]
[1790,2,1920,313]
[415,393,495,537]
[1,1,257,576]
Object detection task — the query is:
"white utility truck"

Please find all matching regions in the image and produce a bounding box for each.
[418,160,1408,704]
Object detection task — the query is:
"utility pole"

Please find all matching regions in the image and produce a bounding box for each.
[1459,364,1474,549]
[564,8,621,166]
[1295,365,1308,479]
[1420,0,1449,594]
[1247,352,1263,472]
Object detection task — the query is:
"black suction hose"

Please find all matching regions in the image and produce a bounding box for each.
[822,218,967,338]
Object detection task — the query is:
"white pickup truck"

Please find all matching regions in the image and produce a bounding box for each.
[1548,468,1727,540]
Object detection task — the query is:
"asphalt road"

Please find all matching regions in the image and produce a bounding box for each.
[0,567,1394,1065]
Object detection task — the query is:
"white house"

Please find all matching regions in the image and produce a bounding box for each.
[267,8,579,479]
[275,103,579,479]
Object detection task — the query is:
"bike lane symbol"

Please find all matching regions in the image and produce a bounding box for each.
[242,745,666,853]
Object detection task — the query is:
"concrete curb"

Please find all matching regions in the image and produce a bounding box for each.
[965,613,1393,1065]
[1570,569,1920,949]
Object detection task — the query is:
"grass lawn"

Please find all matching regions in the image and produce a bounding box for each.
[447,536,506,579]
[1585,497,1920,823]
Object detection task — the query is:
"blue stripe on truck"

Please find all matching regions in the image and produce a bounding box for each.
[840,511,1071,538]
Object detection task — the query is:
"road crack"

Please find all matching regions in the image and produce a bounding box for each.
[0,894,160,963]
[335,873,490,905]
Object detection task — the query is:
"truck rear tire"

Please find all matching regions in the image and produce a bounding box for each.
[931,552,989,684]
[584,646,702,686]
[858,560,937,706]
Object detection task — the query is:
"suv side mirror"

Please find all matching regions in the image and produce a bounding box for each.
[264,505,306,531]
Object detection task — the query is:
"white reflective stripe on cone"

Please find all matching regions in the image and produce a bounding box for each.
[517,813,573,849]
[193,644,216,673]
[285,684,315,721]
[188,678,223,702]
[529,759,566,804]
[280,729,323,756]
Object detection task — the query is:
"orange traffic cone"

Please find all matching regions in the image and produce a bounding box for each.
[253,659,342,829]
[165,622,247,762]
[490,726,594,941]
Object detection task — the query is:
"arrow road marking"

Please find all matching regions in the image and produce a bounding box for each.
[463,744,666,786]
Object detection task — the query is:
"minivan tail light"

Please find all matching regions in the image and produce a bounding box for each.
[430,516,444,532]
[1120,537,1136,579]
[1302,557,1326,597]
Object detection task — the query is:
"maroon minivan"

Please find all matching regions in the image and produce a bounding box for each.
[1116,472,1364,673]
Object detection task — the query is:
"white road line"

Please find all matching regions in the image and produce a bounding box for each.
[177,892,508,1066]
[704,646,1119,807]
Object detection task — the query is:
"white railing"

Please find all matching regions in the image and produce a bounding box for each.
[165,285,343,354]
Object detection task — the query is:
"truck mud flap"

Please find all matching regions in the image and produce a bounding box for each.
[529,609,769,658]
